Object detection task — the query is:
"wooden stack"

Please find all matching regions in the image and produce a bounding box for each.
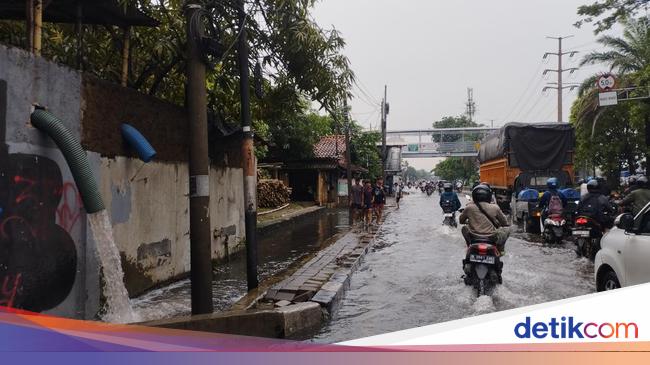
[258,179,291,208]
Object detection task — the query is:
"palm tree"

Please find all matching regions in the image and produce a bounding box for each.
[580,16,650,73]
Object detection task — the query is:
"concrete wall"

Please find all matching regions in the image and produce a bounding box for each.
[0,44,245,318]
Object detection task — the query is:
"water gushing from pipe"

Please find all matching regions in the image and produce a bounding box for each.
[88,210,140,323]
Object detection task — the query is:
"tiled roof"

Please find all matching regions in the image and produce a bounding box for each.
[313,135,346,159]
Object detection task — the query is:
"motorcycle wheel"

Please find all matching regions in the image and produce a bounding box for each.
[582,240,591,259]
[477,279,486,296]
[589,239,598,262]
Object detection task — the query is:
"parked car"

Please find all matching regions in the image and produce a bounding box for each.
[594,202,650,291]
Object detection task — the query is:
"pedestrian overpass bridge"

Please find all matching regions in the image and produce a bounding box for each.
[385,127,498,158]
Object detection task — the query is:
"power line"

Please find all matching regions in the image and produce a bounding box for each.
[501,61,546,122]
[353,78,380,104]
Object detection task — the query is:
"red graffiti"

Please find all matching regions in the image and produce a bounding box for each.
[0,274,22,308]
[56,182,82,233]
[12,175,36,205]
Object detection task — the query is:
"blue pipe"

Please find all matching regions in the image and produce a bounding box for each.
[121,124,156,163]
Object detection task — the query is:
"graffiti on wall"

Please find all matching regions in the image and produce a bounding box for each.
[0,79,78,312]
[0,154,78,312]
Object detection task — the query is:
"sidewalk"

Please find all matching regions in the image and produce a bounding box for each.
[260,211,388,314]
[258,202,325,234]
[146,204,392,339]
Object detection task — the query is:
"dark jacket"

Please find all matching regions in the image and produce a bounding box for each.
[577,192,615,227]
[440,191,461,212]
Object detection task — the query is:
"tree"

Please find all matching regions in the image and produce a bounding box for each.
[0,0,355,159]
[433,157,478,183]
[571,17,650,184]
[404,166,431,181]
[430,115,481,183]
[350,126,382,180]
[576,0,650,33]
[431,115,483,143]
[580,17,650,74]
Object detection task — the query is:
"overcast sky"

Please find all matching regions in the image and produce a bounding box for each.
[312,0,621,170]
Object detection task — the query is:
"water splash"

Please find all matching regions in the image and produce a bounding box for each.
[87,210,140,323]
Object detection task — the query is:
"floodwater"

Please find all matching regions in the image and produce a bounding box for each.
[133,208,349,321]
[313,190,595,343]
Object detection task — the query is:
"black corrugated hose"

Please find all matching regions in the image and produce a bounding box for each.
[30,108,105,213]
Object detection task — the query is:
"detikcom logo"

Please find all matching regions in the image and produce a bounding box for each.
[514,316,638,339]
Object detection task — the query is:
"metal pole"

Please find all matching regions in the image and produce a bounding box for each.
[344,102,353,226]
[381,85,387,182]
[557,37,563,123]
[185,2,213,315]
[238,0,259,291]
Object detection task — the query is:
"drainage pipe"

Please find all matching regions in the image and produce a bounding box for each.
[30,108,105,213]
[121,123,156,163]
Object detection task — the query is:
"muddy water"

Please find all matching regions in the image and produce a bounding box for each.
[313,191,594,343]
[133,208,349,321]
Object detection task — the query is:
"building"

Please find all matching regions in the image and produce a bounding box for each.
[276,135,365,207]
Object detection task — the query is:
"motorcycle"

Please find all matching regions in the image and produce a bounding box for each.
[425,185,434,196]
[572,216,603,261]
[462,237,503,296]
[542,213,567,244]
[441,201,458,227]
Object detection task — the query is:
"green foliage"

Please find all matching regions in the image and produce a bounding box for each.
[576,0,650,33]
[431,115,483,142]
[350,128,382,180]
[571,17,650,185]
[433,157,479,183]
[429,115,481,183]
[0,0,355,159]
[404,166,431,181]
[580,17,650,73]
[265,109,334,161]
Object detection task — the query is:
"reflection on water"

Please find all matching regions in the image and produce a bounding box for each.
[133,208,349,321]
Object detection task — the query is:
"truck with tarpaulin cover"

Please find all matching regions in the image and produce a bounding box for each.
[478,123,575,232]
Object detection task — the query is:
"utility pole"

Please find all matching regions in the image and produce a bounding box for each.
[184,2,213,315]
[543,36,579,122]
[466,88,476,122]
[344,101,353,226]
[237,0,258,291]
[381,85,388,181]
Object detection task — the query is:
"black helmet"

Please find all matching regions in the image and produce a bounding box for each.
[472,184,492,203]
[629,175,638,186]
[443,182,452,192]
[586,179,599,193]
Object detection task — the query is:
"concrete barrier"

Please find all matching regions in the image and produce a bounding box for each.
[142,302,322,340]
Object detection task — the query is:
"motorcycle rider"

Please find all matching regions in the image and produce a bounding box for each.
[619,176,650,216]
[440,182,461,213]
[623,175,640,196]
[459,184,510,254]
[576,179,616,230]
[538,177,567,219]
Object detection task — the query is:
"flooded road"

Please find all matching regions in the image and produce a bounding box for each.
[313,190,594,343]
[133,208,349,321]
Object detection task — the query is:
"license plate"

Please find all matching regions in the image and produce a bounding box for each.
[444,213,453,218]
[573,230,590,237]
[469,254,495,264]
